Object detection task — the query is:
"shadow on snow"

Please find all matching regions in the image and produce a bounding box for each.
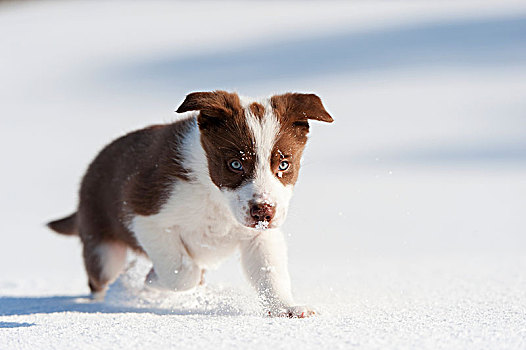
[0,321,35,329]
[104,16,526,90]
[0,292,246,318]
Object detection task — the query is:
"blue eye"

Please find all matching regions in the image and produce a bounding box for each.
[229,159,243,171]
[278,160,289,171]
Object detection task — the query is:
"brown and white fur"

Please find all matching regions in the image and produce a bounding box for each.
[48,91,333,318]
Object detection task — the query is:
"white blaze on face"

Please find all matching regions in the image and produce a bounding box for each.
[223,98,294,228]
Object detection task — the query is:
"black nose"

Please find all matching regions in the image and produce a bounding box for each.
[250,203,276,222]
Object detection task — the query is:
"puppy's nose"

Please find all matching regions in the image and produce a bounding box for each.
[250,203,276,222]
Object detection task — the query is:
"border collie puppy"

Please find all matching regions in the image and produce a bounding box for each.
[48,91,333,317]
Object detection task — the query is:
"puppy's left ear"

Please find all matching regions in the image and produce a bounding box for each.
[271,93,333,123]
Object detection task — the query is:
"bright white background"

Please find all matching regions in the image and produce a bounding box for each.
[1,1,525,349]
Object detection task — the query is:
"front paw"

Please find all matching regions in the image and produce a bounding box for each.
[267,305,316,318]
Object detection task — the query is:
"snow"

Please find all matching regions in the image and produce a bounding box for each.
[255,221,270,230]
[1,1,526,349]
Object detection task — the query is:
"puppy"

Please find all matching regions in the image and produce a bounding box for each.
[48,91,333,317]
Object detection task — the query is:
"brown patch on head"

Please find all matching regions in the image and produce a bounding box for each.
[175,91,333,190]
[270,135,305,186]
[267,119,310,187]
[249,102,265,119]
[270,93,333,186]
[176,90,257,189]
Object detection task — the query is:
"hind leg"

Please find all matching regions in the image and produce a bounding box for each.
[82,240,128,300]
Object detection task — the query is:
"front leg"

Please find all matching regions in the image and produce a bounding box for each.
[240,229,315,318]
[132,222,201,291]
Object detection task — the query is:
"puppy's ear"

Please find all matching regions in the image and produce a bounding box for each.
[176,90,242,120]
[270,93,333,123]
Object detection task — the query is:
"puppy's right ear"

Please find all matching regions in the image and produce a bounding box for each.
[177,92,219,116]
[176,92,208,113]
[176,90,242,120]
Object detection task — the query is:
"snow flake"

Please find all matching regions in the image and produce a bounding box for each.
[255,221,269,230]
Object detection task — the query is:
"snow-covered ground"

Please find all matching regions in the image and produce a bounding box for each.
[1,1,526,349]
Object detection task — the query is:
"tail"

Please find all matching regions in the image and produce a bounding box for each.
[47,212,78,236]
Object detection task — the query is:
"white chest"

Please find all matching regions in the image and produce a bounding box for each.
[131,181,248,269]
